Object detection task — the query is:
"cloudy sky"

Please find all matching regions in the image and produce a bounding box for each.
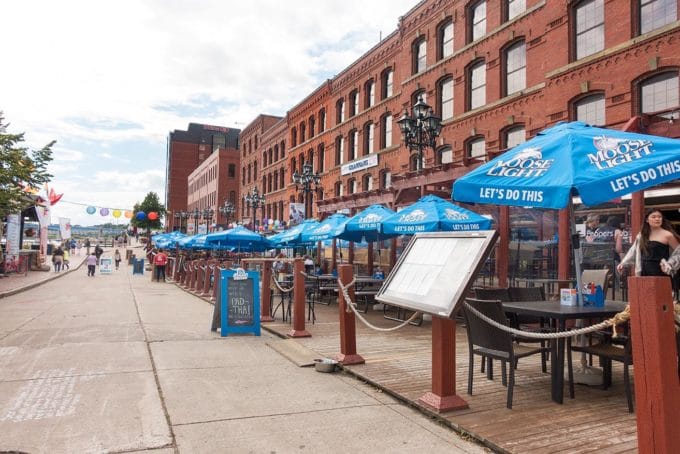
[2,0,419,226]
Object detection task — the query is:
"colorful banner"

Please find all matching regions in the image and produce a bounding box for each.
[59,217,72,240]
[5,214,21,257]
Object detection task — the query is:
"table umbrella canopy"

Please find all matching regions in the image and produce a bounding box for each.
[268,219,321,247]
[382,194,492,235]
[205,225,268,248]
[151,231,185,246]
[452,121,680,209]
[177,234,212,249]
[300,213,349,243]
[336,204,397,243]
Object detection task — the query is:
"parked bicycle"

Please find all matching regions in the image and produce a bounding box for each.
[2,255,29,276]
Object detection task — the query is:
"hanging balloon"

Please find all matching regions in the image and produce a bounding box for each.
[100,208,110,216]
[135,211,147,220]
[112,209,121,218]
[268,218,274,225]
[86,206,96,215]
[124,210,133,219]
[148,211,158,220]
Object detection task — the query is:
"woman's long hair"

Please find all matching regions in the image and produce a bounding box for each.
[640,209,680,255]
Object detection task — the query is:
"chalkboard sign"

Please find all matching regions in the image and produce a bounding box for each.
[217,268,261,336]
[100,258,113,274]
[132,258,144,275]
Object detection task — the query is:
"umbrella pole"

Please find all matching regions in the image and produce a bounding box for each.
[569,199,603,385]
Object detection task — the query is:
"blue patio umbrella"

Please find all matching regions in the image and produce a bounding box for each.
[336,204,398,243]
[382,194,492,235]
[300,213,349,243]
[177,234,212,249]
[268,219,320,247]
[205,225,269,251]
[453,121,680,299]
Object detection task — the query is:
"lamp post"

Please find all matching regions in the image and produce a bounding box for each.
[202,208,214,233]
[244,187,265,231]
[173,211,182,232]
[396,95,442,172]
[191,208,201,234]
[292,161,321,219]
[218,200,235,229]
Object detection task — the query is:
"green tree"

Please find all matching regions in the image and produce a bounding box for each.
[0,112,54,216]
[130,192,165,235]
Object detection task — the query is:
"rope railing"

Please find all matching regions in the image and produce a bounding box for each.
[463,302,632,339]
[337,277,421,332]
[271,275,294,293]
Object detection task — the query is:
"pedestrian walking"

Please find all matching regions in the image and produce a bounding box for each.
[70,239,76,256]
[85,238,91,255]
[114,249,122,270]
[153,249,168,282]
[86,252,97,276]
[63,249,70,270]
[94,244,104,264]
[76,240,82,256]
[52,246,64,272]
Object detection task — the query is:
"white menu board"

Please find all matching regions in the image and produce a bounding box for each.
[376,231,497,318]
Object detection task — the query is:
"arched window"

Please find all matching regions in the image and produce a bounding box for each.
[280,140,285,158]
[291,157,297,176]
[334,181,343,197]
[317,144,325,173]
[381,113,393,149]
[263,151,267,167]
[468,1,487,43]
[336,98,345,124]
[279,168,285,188]
[363,122,374,155]
[437,18,454,60]
[299,122,306,143]
[412,37,427,74]
[573,93,606,126]
[438,76,454,120]
[505,0,526,22]
[503,125,526,150]
[253,161,258,179]
[639,0,677,35]
[309,116,315,138]
[639,71,679,116]
[379,169,391,189]
[466,136,486,161]
[273,171,279,191]
[364,80,375,108]
[291,127,297,147]
[504,40,526,96]
[335,136,344,165]
[268,148,273,165]
[349,129,359,161]
[274,145,279,162]
[362,174,373,192]
[412,89,427,107]
[381,68,394,100]
[437,146,453,165]
[349,89,359,117]
[467,60,486,110]
[347,178,357,194]
[573,0,604,60]
[409,154,422,172]
[319,108,326,132]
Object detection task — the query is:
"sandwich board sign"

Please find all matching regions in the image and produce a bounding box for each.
[213,267,261,336]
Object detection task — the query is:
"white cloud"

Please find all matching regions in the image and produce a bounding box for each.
[2,0,419,226]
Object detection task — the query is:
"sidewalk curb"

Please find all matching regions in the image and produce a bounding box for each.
[1,256,86,299]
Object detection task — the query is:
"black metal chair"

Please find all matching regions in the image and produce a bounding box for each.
[463,297,551,409]
[567,332,634,413]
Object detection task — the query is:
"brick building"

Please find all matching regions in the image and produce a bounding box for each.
[237,0,679,278]
[165,123,239,232]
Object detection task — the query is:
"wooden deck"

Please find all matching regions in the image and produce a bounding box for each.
[263,301,638,453]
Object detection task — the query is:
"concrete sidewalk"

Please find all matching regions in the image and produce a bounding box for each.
[0,253,486,453]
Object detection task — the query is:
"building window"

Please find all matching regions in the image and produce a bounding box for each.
[413,38,427,74]
[317,144,325,172]
[350,89,359,117]
[291,158,297,176]
[291,127,297,147]
[242,167,246,185]
[347,178,357,194]
[504,125,526,150]
[412,89,427,107]
[279,168,285,188]
[380,170,392,189]
[365,80,375,108]
[363,122,374,155]
[334,181,343,197]
[349,129,359,161]
[336,98,345,124]
[640,0,677,34]
[439,77,454,120]
[640,71,679,115]
[574,93,606,126]
[362,174,373,191]
[253,161,257,179]
[228,164,236,178]
[469,1,487,42]
[274,145,279,162]
[506,0,526,21]
[335,136,345,165]
[381,68,394,99]
[574,0,604,60]
[467,137,486,160]
[263,151,268,167]
[438,146,453,165]
[382,114,393,149]
[299,122,306,143]
[468,60,486,110]
[438,19,454,60]
[319,109,326,132]
[505,40,526,96]
[309,116,315,138]
[280,140,285,158]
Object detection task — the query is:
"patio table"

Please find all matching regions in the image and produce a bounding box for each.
[502,300,628,404]
[513,278,575,296]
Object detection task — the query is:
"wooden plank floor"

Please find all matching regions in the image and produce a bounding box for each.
[264,300,637,453]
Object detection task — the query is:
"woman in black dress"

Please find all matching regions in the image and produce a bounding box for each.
[617,210,680,277]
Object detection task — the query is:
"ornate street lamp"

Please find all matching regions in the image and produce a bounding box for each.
[292,161,321,219]
[218,200,235,228]
[191,208,201,233]
[244,187,265,231]
[202,208,215,232]
[396,95,442,171]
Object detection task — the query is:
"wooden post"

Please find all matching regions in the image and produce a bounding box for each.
[211,265,220,302]
[335,264,365,365]
[201,260,214,296]
[348,241,354,264]
[288,258,311,338]
[332,238,337,273]
[367,242,374,276]
[261,261,275,322]
[195,260,205,293]
[498,206,509,287]
[628,276,680,453]
[418,316,469,412]
[558,209,570,280]
[390,237,397,270]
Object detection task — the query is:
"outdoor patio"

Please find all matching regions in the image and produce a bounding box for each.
[262,302,638,453]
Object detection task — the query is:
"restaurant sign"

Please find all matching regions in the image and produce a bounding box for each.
[341,154,378,176]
